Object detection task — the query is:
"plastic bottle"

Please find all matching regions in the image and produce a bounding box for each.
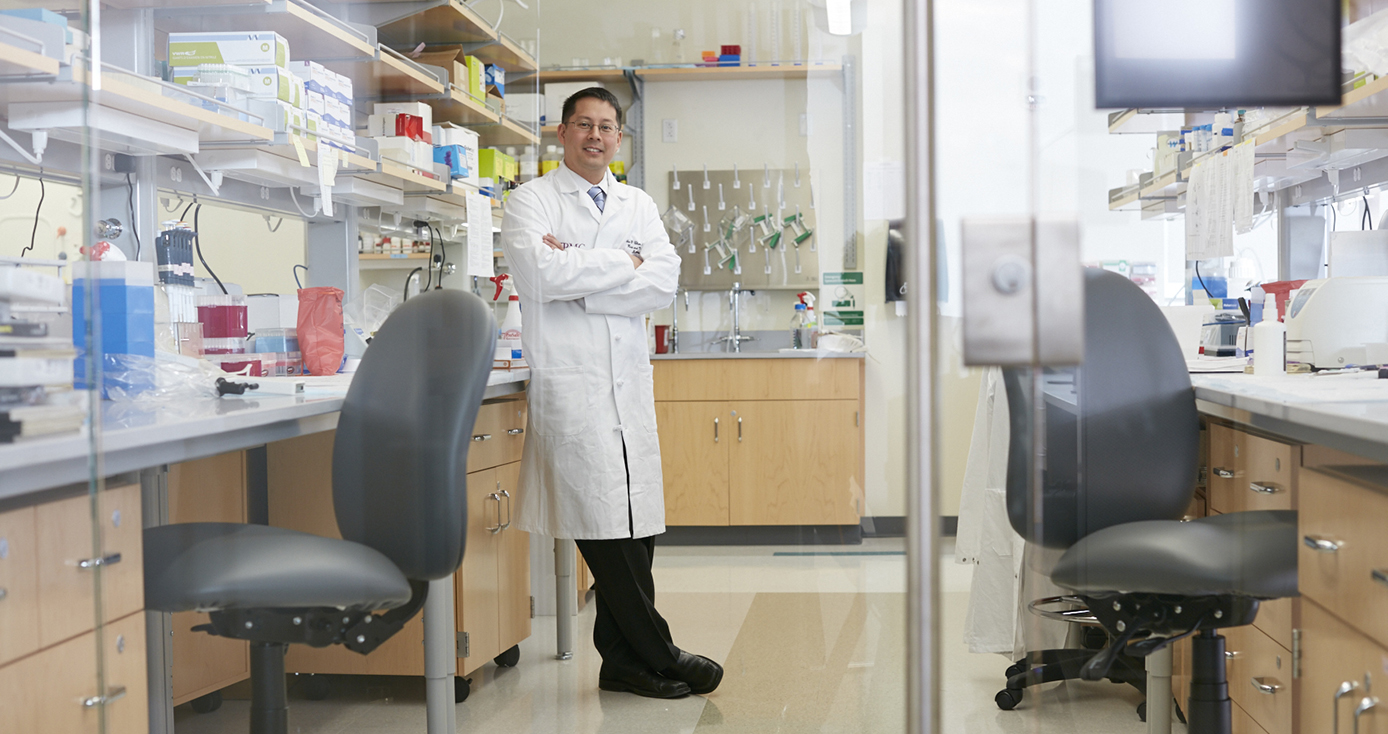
[797,291,819,348]
[498,293,523,362]
[1252,293,1285,376]
[519,145,538,183]
[541,145,561,175]
[789,303,808,349]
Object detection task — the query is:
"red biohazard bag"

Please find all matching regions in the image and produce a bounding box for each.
[297,287,345,376]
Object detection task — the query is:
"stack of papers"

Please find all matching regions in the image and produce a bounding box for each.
[1187,357,1248,373]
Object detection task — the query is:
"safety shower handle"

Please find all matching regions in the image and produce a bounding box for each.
[1249,482,1284,495]
[1305,535,1344,553]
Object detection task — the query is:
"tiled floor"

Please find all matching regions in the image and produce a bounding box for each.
[174,539,1182,734]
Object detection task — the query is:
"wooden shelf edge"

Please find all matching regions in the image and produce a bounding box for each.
[0,41,59,77]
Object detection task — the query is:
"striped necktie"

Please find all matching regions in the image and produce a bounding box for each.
[588,185,606,213]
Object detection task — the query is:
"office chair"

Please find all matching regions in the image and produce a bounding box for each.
[993,269,1297,734]
[144,290,497,734]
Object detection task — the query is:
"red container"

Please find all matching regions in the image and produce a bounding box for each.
[654,325,670,354]
[395,114,425,141]
[197,303,248,338]
[721,45,741,56]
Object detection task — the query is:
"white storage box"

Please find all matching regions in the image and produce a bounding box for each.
[169,32,288,68]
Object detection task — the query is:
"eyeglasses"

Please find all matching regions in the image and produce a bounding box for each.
[566,120,621,135]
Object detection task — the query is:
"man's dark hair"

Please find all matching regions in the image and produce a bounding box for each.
[561,87,624,128]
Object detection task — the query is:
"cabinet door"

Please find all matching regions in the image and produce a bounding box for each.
[168,451,250,705]
[1298,600,1388,734]
[0,506,39,666]
[655,401,730,526]
[729,400,861,526]
[35,483,142,648]
[458,467,501,675]
[496,462,530,652]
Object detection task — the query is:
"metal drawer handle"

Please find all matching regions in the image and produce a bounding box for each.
[77,553,121,570]
[82,686,127,708]
[486,492,502,534]
[1305,535,1344,553]
[1335,681,1361,734]
[1355,697,1379,734]
[1249,482,1283,494]
[506,428,524,435]
[1251,677,1282,694]
[472,434,492,442]
[737,416,743,442]
[1213,468,1234,479]
[714,417,719,443]
[1224,650,1241,660]
[1373,569,1388,588]
[499,489,512,531]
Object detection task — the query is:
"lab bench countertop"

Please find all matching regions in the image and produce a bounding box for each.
[0,368,529,503]
[649,350,867,360]
[1191,371,1388,462]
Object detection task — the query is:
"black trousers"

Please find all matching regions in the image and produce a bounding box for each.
[575,535,680,676]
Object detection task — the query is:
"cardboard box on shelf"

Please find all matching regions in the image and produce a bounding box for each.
[241,65,298,104]
[434,144,470,179]
[478,148,516,182]
[169,31,288,68]
[410,46,466,85]
[464,56,485,101]
[378,136,432,169]
[484,64,505,97]
[543,81,602,125]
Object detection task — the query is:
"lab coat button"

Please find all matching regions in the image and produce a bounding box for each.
[616,379,625,386]
[615,334,622,341]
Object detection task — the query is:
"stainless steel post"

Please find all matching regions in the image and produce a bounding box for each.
[423,576,457,734]
[1147,644,1174,734]
[730,282,741,353]
[555,538,576,660]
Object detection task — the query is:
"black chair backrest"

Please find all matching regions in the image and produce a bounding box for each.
[332,290,497,580]
[1004,268,1198,549]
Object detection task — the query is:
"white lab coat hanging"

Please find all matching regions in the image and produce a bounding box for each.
[500,163,681,540]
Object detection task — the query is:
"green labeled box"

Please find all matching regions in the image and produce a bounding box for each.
[169,32,289,68]
[464,55,485,101]
[239,66,298,105]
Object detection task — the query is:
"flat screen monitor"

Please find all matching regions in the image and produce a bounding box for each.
[1093,0,1341,108]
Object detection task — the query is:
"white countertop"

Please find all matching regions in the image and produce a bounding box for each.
[650,350,866,360]
[0,369,529,502]
[1192,371,1388,461]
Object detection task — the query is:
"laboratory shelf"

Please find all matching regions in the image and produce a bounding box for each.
[1105,108,1186,135]
[98,0,271,8]
[540,68,629,83]
[347,46,446,98]
[367,159,448,193]
[425,85,499,126]
[634,64,842,81]
[0,38,59,78]
[475,116,540,147]
[469,35,537,75]
[154,0,375,61]
[1139,170,1180,199]
[375,0,496,46]
[0,65,274,147]
[1108,186,1140,210]
[1251,109,1310,147]
[358,252,431,270]
[1316,74,1388,120]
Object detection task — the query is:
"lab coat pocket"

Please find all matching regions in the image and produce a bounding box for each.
[531,366,592,436]
[637,365,658,431]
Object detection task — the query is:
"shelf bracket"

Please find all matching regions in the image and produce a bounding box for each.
[182,154,223,197]
[0,128,45,166]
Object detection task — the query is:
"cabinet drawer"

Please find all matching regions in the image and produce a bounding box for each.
[1232,700,1271,734]
[467,398,527,473]
[1253,596,1295,652]
[1208,426,1295,514]
[0,610,148,734]
[1299,468,1388,649]
[1298,599,1388,734]
[654,358,860,402]
[35,483,143,647]
[1225,624,1293,734]
[0,506,38,666]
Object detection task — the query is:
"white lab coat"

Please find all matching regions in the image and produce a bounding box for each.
[500,163,681,540]
[957,368,1070,659]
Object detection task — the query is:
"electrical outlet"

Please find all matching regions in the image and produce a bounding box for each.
[662,118,678,143]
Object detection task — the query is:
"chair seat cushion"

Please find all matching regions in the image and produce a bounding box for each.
[1051,510,1297,599]
[144,523,413,613]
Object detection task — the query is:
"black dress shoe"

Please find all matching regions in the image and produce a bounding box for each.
[662,651,724,695]
[598,669,691,699]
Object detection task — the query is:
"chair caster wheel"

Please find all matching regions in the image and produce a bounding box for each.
[190,690,222,714]
[1004,661,1026,679]
[300,675,331,701]
[1137,701,1146,722]
[995,688,1024,711]
[494,644,520,668]
[455,676,471,703]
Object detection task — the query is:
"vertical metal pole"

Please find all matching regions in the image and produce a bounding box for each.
[555,538,575,660]
[841,55,859,270]
[1147,644,1174,734]
[1275,190,1291,281]
[423,576,457,734]
[305,212,361,301]
[905,0,939,732]
[141,466,174,734]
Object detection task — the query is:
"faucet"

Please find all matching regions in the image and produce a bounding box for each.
[712,282,756,353]
[670,287,685,354]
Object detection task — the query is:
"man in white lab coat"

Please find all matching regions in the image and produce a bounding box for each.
[501,88,722,699]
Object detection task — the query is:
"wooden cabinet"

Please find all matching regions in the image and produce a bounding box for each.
[168,451,250,705]
[1225,623,1294,734]
[1298,599,1388,734]
[1299,468,1388,650]
[1208,424,1298,514]
[0,483,146,734]
[654,359,864,527]
[269,395,531,685]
